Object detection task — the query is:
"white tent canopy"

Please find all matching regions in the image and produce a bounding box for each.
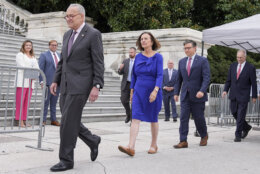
[202,14,260,53]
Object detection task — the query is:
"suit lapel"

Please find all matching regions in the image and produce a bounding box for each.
[237,62,247,80]
[63,30,72,58]
[190,55,198,76]
[184,57,189,77]
[233,62,238,80]
[67,24,88,59]
[47,51,55,69]
[125,59,130,74]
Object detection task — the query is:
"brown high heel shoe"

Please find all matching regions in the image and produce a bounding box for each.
[148,146,158,154]
[118,145,135,156]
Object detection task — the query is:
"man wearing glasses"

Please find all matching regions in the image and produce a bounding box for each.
[173,40,210,149]
[39,40,60,126]
[50,3,104,172]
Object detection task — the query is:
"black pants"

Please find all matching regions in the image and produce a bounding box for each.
[59,94,99,165]
[120,82,131,119]
[230,100,251,138]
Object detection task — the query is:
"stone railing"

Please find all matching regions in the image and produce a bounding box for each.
[0,0,30,35]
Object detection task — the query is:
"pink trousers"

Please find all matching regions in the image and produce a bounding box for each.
[15,87,33,121]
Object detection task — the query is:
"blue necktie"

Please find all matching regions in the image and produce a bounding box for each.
[67,31,77,55]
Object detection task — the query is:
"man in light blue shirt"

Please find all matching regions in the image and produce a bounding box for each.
[118,47,136,123]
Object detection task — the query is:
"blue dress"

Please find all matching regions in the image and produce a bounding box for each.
[130,52,163,122]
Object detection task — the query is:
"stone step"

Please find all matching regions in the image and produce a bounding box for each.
[0,106,145,116]
[0,78,121,87]
[0,33,129,123]
[0,100,123,108]
[0,33,50,45]
[0,93,121,101]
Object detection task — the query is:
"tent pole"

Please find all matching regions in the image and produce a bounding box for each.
[201,41,204,56]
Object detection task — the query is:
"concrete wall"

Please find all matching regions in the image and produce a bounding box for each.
[102,28,211,70]
[26,11,95,42]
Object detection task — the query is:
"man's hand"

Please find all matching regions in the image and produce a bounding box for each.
[168,87,174,91]
[174,95,179,102]
[89,87,99,102]
[164,86,173,91]
[50,83,57,96]
[149,90,157,103]
[252,98,257,103]
[119,64,124,70]
[40,83,44,89]
[222,91,227,98]
[196,91,204,98]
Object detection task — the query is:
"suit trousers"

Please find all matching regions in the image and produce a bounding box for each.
[120,82,131,119]
[43,86,60,122]
[230,100,250,138]
[163,93,178,119]
[59,94,99,165]
[179,92,207,142]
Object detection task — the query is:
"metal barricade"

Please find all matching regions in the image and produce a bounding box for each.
[208,83,225,124]
[0,65,52,151]
[208,83,260,126]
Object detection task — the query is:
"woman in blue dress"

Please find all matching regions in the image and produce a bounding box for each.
[118,32,163,156]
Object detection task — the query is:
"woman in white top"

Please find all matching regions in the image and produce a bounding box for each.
[15,40,39,127]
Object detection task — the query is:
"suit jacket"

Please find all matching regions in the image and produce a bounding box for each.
[162,68,178,96]
[39,50,60,86]
[118,58,131,91]
[224,61,257,102]
[174,54,210,102]
[53,24,104,95]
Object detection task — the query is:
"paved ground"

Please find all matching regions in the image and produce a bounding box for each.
[1,119,260,174]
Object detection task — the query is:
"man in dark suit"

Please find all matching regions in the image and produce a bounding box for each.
[39,40,60,126]
[50,3,104,172]
[173,40,210,148]
[222,49,257,142]
[118,47,136,123]
[162,59,178,122]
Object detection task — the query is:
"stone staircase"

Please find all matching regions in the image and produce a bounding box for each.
[0,33,165,125]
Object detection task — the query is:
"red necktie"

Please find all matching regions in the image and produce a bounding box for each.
[187,57,192,76]
[237,64,241,79]
[53,53,58,68]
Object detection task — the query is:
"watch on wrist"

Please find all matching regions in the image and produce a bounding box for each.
[95,84,101,89]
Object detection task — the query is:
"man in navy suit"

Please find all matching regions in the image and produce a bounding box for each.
[39,40,60,126]
[162,59,178,122]
[174,40,210,148]
[222,50,257,142]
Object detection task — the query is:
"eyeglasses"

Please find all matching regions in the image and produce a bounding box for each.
[50,44,57,47]
[64,13,80,20]
[184,47,193,50]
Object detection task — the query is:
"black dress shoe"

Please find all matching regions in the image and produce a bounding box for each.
[90,136,101,161]
[125,116,131,123]
[173,118,177,122]
[50,161,73,172]
[164,118,170,121]
[234,137,241,142]
[242,126,252,139]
